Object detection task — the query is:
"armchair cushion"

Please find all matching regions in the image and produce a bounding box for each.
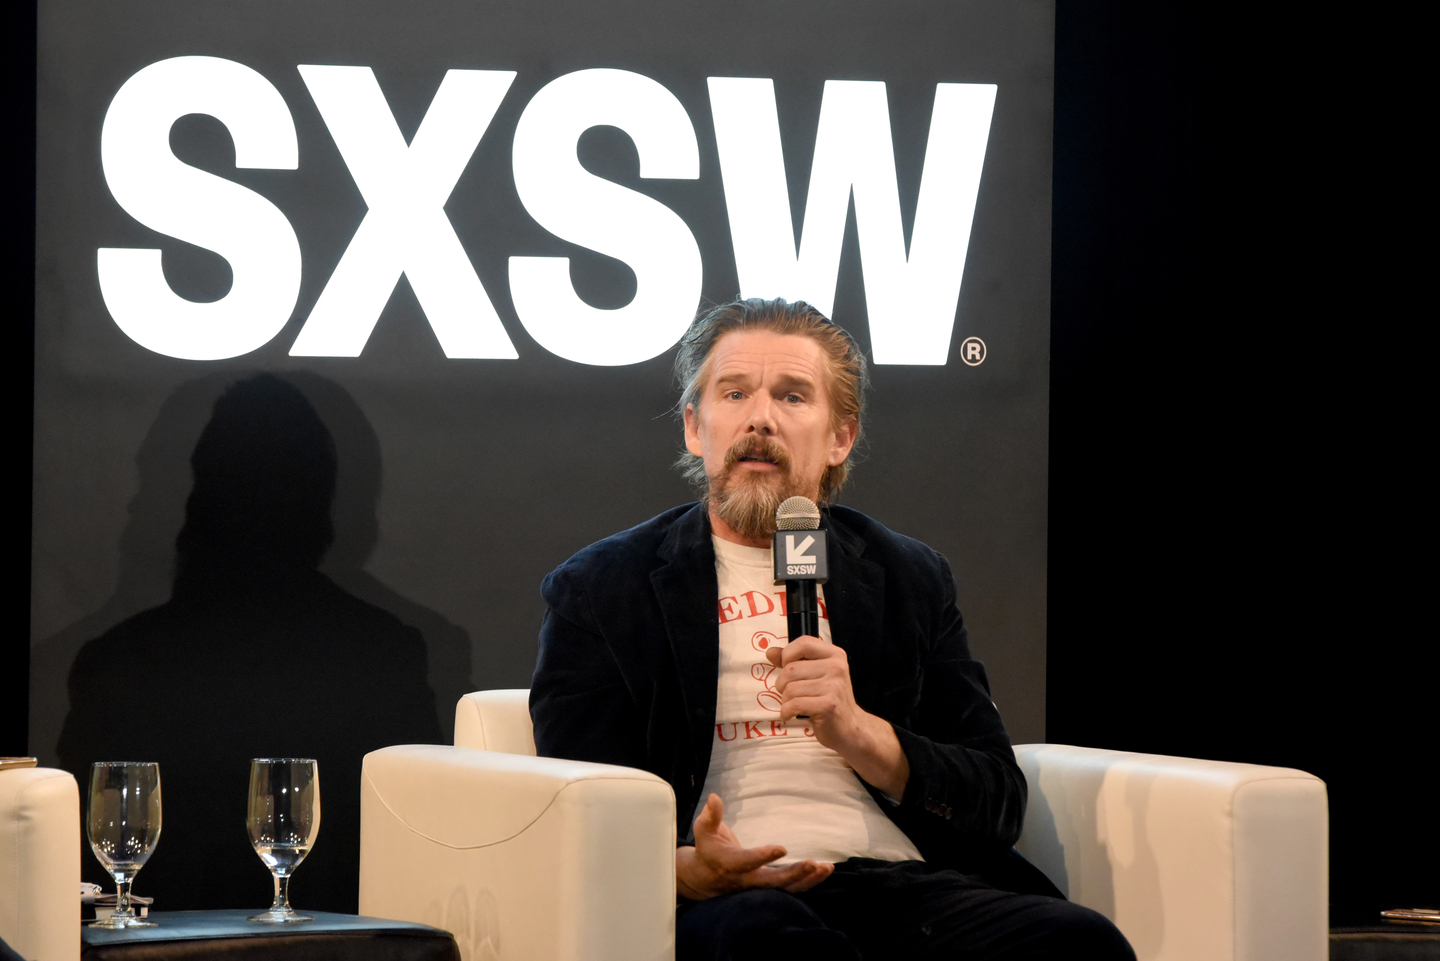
[454,690,535,756]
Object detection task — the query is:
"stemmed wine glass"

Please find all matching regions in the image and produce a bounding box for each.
[88,761,162,929]
[247,758,320,922]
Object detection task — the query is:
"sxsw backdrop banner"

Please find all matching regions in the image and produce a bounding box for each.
[32,0,1053,909]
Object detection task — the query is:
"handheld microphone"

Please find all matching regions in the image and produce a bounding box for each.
[773,496,828,643]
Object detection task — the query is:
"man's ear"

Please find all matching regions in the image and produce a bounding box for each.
[684,404,704,457]
[828,417,859,466]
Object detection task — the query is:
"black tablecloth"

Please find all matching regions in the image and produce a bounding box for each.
[82,910,459,961]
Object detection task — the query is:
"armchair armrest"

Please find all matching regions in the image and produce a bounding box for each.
[1013,743,1327,961]
[359,744,676,961]
[0,767,80,961]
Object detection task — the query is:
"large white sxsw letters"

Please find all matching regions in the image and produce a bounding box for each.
[708,78,996,365]
[98,57,302,361]
[290,66,518,358]
[96,58,995,365]
[509,69,702,366]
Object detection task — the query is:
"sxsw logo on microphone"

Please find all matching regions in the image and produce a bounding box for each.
[96,57,996,367]
[774,531,828,581]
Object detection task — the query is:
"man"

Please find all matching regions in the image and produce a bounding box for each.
[531,299,1133,959]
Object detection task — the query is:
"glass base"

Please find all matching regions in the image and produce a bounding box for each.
[89,913,157,929]
[248,905,314,923]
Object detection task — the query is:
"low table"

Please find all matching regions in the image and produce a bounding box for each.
[81,910,459,961]
[1330,905,1440,961]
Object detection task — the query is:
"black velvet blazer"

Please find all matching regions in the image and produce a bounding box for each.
[531,502,1043,886]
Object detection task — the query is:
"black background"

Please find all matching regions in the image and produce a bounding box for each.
[7,0,1432,919]
[1043,3,1431,915]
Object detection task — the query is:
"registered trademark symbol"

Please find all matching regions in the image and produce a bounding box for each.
[960,336,986,366]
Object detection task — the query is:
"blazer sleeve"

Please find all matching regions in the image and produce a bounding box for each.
[877,554,1027,858]
[529,563,650,772]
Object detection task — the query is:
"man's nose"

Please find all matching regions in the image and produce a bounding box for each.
[744,393,777,434]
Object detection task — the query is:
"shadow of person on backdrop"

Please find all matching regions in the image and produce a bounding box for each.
[30,374,232,771]
[283,371,473,743]
[57,373,443,913]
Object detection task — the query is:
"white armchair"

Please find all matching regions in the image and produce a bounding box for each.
[359,691,675,961]
[1014,744,1327,961]
[360,692,1328,961]
[0,765,80,961]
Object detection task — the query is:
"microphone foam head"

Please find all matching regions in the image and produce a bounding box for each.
[775,496,821,531]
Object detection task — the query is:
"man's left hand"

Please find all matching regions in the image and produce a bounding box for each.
[765,637,910,800]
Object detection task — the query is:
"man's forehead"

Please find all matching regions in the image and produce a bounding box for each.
[705,330,829,386]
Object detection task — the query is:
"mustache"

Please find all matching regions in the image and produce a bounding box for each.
[721,436,792,474]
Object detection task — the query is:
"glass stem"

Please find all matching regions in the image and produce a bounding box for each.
[115,876,134,918]
[273,872,291,910]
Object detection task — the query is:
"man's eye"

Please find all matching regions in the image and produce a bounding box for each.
[784,394,802,404]
[726,390,744,400]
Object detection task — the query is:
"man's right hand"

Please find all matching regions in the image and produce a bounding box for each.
[675,794,833,901]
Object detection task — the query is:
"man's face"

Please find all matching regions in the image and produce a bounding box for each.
[684,330,858,540]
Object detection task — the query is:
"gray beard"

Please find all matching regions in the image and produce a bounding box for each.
[708,471,803,540]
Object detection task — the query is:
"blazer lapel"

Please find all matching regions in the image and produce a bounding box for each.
[650,504,720,776]
[822,511,888,711]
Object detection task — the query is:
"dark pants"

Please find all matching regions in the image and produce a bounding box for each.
[676,859,1136,961]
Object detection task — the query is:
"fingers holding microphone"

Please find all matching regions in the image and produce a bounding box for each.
[764,636,858,736]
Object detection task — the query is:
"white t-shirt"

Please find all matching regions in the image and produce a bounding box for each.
[696,536,923,865]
